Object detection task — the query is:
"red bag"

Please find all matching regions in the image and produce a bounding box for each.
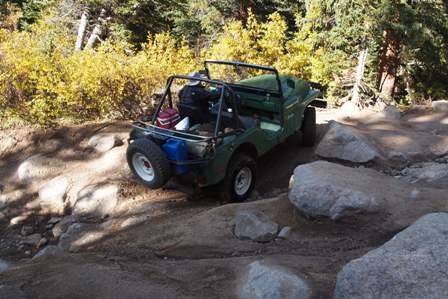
[156,108,180,129]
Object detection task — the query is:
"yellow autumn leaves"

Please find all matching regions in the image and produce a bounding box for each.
[0,10,345,125]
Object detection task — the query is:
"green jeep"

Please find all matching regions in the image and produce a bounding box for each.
[127,60,326,202]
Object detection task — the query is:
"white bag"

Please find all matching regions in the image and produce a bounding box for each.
[175,117,190,131]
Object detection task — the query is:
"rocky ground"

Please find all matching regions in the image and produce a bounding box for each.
[0,102,447,299]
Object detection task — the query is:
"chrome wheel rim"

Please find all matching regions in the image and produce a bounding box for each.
[234,167,253,196]
[132,153,155,182]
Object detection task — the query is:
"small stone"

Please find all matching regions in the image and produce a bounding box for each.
[20,225,34,236]
[233,210,279,243]
[22,233,42,246]
[52,215,76,238]
[24,250,31,255]
[10,215,28,226]
[277,227,292,239]
[48,217,62,225]
[36,238,48,248]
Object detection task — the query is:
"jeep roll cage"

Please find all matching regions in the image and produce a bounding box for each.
[204,60,284,98]
[132,74,244,143]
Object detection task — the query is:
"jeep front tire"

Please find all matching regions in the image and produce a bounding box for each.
[301,106,316,147]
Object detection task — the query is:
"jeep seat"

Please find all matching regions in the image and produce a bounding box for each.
[177,103,209,124]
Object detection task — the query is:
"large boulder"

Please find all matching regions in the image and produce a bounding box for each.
[17,155,65,183]
[88,134,123,153]
[73,184,119,218]
[37,176,69,214]
[233,210,279,243]
[316,121,381,163]
[288,161,383,220]
[432,100,448,112]
[239,260,312,299]
[333,213,448,299]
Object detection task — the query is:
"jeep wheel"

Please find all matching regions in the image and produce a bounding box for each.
[221,154,256,202]
[127,138,171,189]
[301,107,316,147]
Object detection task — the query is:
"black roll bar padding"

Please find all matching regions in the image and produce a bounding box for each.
[203,59,285,126]
[310,99,328,109]
[204,60,284,97]
[152,75,244,139]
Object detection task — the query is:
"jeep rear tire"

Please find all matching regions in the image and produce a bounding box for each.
[301,107,316,147]
[127,138,171,189]
[221,154,256,203]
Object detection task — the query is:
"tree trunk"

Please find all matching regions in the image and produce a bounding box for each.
[236,0,255,24]
[352,48,368,107]
[378,29,400,103]
[85,9,106,49]
[75,10,89,51]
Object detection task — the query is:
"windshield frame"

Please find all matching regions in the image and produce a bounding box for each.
[204,60,284,98]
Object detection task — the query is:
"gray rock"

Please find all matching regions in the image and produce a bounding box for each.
[17,154,65,183]
[58,222,99,252]
[38,176,69,215]
[316,121,381,163]
[277,227,291,239]
[334,213,448,299]
[58,223,87,250]
[37,237,48,248]
[88,134,123,153]
[432,100,448,112]
[401,162,448,187]
[288,161,380,220]
[33,245,62,259]
[233,210,279,243]
[20,225,34,236]
[21,233,42,246]
[48,217,62,225]
[73,184,119,218]
[0,259,9,273]
[239,260,312,299]
[52,215,76,238]
[379,105,401,120]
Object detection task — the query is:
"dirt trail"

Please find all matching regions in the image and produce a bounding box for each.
[1,108,447,298]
